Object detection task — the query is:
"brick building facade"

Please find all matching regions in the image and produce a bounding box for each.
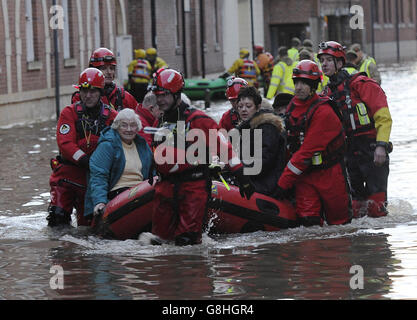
[263,0,417,62]
[0,0,225,127]
[0,0,128,127]
[125,0,224,78]
[2,0,417,127]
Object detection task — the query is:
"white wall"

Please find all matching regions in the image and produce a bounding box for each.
[222,0,264,70]
[222,0,240,70]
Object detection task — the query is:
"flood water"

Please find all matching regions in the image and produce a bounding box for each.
[1,62,417,302]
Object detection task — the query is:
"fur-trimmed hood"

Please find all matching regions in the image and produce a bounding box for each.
[249,110,284,133]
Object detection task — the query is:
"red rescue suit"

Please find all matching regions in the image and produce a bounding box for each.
[72,84,138,111]
[135,103,157,146]
[152,101,243,244]
[278,95,352,226]
[48,102,117,226]
[323,70,392,217]
[218,108,240,132]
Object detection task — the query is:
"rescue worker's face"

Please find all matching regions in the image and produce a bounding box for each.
[99,65,116,85]
[294,80,312,100]
[80,88,101,108]
[155,91,176,113]
[237,97,259,121]
[320,54,336,77]
[319,54,343,77]
[118,120,138,144]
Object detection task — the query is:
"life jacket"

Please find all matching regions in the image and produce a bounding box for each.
[238,59,257,80]
[131,59,151,80]
[325,71,376,138]
[153,103,213,177]
[74,102,112,140]
[104,87,125,111]
[285,97,346,170]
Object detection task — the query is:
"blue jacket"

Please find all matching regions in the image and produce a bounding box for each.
[84,127,153,217]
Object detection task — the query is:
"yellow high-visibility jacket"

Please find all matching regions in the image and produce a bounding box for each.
[266,58,296,99]
[358,55,381,84]
[287,47,299,63]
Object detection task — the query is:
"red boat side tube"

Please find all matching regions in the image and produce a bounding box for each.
[93,179,298,239]
[207,181,298,234]
[93,180,155,240]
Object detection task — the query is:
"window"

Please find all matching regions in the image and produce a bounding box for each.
[409,0,414,22]
[25,0,35,62]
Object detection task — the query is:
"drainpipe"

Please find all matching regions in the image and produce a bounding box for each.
[182,0,188,78]
[395,0,400,63]
[151,0,157,48]
[250,0,255,58]
[370,0,375,58]
[53,0,60,121]
[199,0,206,78]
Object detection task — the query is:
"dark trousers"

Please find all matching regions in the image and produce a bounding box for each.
[347,136,389,217]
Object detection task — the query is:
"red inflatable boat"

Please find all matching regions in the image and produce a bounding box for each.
[93,180,298,240]
[207,181,298,234]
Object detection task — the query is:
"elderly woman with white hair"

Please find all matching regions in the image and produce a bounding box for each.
[84,108,154,219]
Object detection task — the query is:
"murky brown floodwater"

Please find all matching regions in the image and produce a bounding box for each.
[1,62,417,303]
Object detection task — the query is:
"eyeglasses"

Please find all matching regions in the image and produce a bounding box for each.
[90,55,116,63]
[120,122,138,130]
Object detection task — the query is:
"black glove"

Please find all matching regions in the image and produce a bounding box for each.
[234,168,255,200]
[148,160,156,185]
[272,186,288,200]
[208,163,222,179]
[78,154,90,170]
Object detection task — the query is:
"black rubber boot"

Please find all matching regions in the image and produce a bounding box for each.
[174,232,201,246]
[46,206,71,227]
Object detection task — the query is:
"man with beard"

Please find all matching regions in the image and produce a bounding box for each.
[72,48,139,111]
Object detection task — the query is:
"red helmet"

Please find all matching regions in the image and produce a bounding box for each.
[292,60,322,81]
[73,68,105,90]
[317,41,346,63]
[151,68,184,95]
[226,77,248,100]
[89,48,117,68]
[254,45,264,54]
